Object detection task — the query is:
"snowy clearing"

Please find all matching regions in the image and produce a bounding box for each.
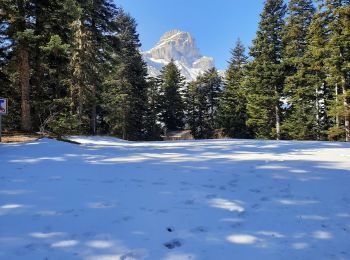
[1,137,350,260]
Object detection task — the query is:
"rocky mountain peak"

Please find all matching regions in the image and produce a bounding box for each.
[143,30,215,81]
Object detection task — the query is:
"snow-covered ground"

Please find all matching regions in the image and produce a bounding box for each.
[1,137,350,260]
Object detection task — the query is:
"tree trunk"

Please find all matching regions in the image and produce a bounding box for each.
[342,79,350,142]
[19,46,31,131]
[72,19,84,128]
[315,86,320,140]
[91,85,97,135]
[17,0,31,131]
[335,83,339,127]
[345,115,350,142]
[275,86,281,140]
[275,103,281,140]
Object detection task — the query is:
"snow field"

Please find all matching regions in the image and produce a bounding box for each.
[1,137,350,259]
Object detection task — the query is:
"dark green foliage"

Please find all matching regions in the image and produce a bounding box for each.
[219,39,251,138]
[282,0,317,140]
[159,60,185,132]
[246,0,286,140]
[144,77,163,140]
[70,0,118,134]
[1,0,349,142]
[301,3,331,140]
[101,9,148,140]
[325,0,350,141]
[44,98,79,138]
[186,68,222,139]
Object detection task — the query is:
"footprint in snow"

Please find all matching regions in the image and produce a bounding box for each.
[152,182,166,186]
[164,239,182,249]
[49,176,63,181]
[191,226,208,233]
[77,178,92,182]
[249,188,261,193]
[260,196,270,201]
[167,227,174,232]
[251,203,260,209]
[202,184,215,189]
[157,209,169,214]
[228,180,238,187]
[131,178,143,183]
[83,231,96,238]
[184,199,195,205]
[120,252,139,260]
[101,180,115,184]
[206,194,217,199]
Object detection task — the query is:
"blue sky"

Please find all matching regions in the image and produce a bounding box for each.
[115,0,264,70]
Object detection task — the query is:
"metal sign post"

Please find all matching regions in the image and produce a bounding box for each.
[0,98,8,142]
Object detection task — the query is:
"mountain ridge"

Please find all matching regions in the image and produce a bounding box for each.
[142,30,215,81]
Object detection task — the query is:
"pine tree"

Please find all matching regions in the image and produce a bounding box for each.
[0,0,36,131]
[0,0,80,133]
[219,39,251,138]
[203,68,223,136]
[102,9,148,140]
[0,1,21,130]
[30,0,80,134]
[159,60,185,132]
[325,0,350,141]
[282,0,316,140]
[186,68,222,139]
[185,80,199,137]
[246,0,286,140]
[144,77,162,140]
[302,2,331,140]
[70,0,117,134]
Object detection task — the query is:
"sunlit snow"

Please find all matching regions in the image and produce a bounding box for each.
[1,136,350,259]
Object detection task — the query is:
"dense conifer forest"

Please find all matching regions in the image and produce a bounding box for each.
[0,0,349,141]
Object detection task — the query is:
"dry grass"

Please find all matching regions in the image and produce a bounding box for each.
[1,134,40,143]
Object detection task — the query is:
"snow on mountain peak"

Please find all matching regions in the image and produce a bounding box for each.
[143,30,215,81]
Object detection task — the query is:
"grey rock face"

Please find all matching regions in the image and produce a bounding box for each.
[143,30,215,81]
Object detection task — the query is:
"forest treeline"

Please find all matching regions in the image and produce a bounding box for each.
[0,0,349,141]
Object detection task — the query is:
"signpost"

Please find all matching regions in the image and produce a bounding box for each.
[0,98,8,142]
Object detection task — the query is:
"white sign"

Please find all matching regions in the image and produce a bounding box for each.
[0,98,8,115]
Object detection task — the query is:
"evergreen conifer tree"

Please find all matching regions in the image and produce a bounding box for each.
[325,0,350,141]
[102,9,148,140]
[159,60,185,132]
[246,0,286,140]
[70,0,117,134]
[144,77,162,140]
[186,68,222,139]
[219,39,250,138]
[282,0,316,140]
[302,2,331,140]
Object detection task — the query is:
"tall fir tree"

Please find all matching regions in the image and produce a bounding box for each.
[0,0,36,131]
[143,77,162,140]
[302,1,331,140]
[0,0,22,130]
[30,0,79,134]
[102,9,148,140]
[159,60,185,132]
[219,39,251,138]
[246,0,286,140]
[70,0,117,134]
[282,0,316,140]
[0,0,79,133]
[186,68,222,139]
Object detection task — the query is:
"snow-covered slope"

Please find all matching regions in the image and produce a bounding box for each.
[1,137,350,259]
[143,30,215,81]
